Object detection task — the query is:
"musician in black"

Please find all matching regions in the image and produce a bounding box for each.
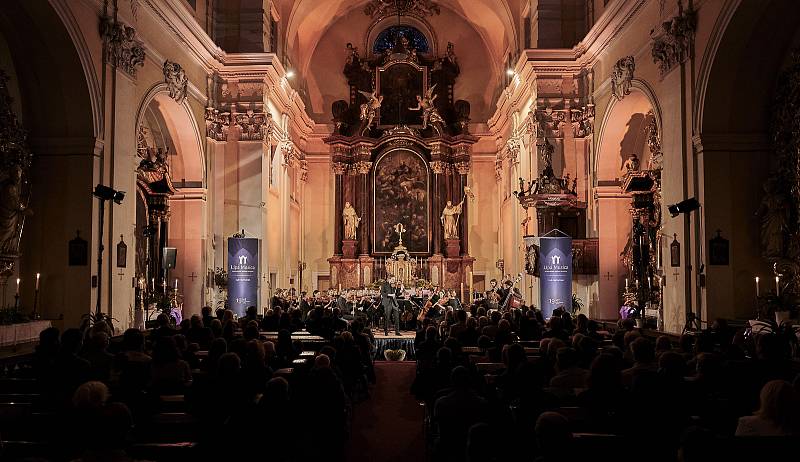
[380,277,401,336]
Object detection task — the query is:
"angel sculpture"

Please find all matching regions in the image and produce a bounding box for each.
[358,89,383,134]
[409,84,444,133]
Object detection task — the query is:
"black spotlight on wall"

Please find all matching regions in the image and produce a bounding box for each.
[668,197,700,217]
[93,184,125,316]
[93,184,125,204]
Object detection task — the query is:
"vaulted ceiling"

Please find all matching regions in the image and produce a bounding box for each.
[277,0,519,123]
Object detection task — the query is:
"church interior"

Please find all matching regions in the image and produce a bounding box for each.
[1,0,800,460]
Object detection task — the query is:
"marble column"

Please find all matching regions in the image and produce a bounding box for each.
[332,162,347,255]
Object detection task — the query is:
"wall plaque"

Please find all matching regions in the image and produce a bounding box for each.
[670,233,681,267]
[709,230,729,266]
[69,230,88,266]
[116,235,127,268]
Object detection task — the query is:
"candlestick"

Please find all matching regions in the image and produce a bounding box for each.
[35,273,40,290]
[776,276,780,297]
[625,278,629,290]
[15,278,20,295]
[460,282,464,303]
[151,278,155,291]
[755,277,760,297]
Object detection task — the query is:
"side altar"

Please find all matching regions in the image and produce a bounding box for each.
[325,27,475,291]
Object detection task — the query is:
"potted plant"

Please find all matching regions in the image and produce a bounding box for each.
[571,294,584,315]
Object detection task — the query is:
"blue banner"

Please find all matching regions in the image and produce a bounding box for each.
[228,237,259,317]
[539,235,572,319]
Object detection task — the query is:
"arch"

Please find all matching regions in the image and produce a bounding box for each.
[593,85,659,321]
[593,80,662,187]
[365,16,437,56]
[135,84,206,185]
[692,0,800,324]
[0,0,99,324]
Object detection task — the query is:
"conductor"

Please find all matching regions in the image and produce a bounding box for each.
[381,277,401,336]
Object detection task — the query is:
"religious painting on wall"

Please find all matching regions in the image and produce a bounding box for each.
[377,63,424,126]
[373,149,429,254]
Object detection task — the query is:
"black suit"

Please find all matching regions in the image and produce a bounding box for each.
[380,281,400,335]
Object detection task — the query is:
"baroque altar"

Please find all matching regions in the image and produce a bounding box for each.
[326,18,475,291]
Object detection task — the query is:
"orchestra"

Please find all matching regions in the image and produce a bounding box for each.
[259,273,528,334]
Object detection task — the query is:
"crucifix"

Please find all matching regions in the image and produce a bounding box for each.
[188,272,198,282]
[603,271,614,281]
[118,269,125,281]
[672,269,681,281]
[394,223,406,247]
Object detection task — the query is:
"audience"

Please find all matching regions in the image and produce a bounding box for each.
[9,300,800,462]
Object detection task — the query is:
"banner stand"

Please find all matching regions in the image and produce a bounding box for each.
[537,229,573,319]
[228,237,260,317]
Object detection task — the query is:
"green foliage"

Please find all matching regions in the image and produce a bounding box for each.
[0,306,29,325]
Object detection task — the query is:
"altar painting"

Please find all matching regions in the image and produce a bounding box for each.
[373,149,429,254]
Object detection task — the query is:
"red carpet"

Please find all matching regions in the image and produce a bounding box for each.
[346,361,425,462]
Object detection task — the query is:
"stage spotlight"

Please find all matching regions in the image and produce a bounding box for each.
[93,184,125,204]
[668,197,700,217]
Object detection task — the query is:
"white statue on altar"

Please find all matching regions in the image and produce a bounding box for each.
[342,201,360,240]
[441,199,464,239]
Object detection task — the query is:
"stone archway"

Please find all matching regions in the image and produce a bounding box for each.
[694,0,800,323]
[0,1,99,325]
[135,86,207,317]
[593,88,658,320]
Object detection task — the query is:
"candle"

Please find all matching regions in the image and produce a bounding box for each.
[776,276,780,297]
[338,283,342,293]
[174,279,178,290]
[625,278,629,290]
[15,278,20,295]
[151,278,155,291]
[35,273,40,290]
[755,277,760,297]
[460,282,464,302]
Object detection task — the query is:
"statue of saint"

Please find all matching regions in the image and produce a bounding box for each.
[0,166,29,255]
[757,179,789,258]
[409,84,444,133]
[342,201,360,240]
[440,199,464,240]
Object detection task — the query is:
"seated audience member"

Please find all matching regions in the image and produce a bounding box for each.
[577,353,629,433]
[493,319,515,348]
[33,326,61,380]
[466,423,497,462]
[149,336,192,394]
[82,331,115,382]
[573,313,589,336]
[622,337,658,388]
[481,311,502,339]
[449,310,469,340]
[151,313,177,341]
[735,379,798,436]
[655,335,673,356]
[201,305,215,328]
[241,339,271,398]
[209,318,223,339]
[534,412,573,462]
[542,316,569,343]
[549,347,589,390]
[186,314,214,349]
[457,317,480,346]
[416,326,442,363]
[202,337,227,374]
[53,328,91,403]
[434,366,490,462]
[518,309,542,341]
[495,343,527,404]
[72,382,136,462]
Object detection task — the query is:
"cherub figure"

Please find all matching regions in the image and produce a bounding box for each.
[358,89,383,134]
[409,84,444,133]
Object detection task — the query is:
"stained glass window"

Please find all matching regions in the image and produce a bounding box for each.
[373,25,429,54]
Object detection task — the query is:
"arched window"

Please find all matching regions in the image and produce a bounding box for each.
[373,25,429,54]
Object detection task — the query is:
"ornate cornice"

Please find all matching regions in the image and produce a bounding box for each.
[363,0,440,19]
[651,1,697,77]
[454,161,470,175]
[99,14,145,77]
[611,56,635,100]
